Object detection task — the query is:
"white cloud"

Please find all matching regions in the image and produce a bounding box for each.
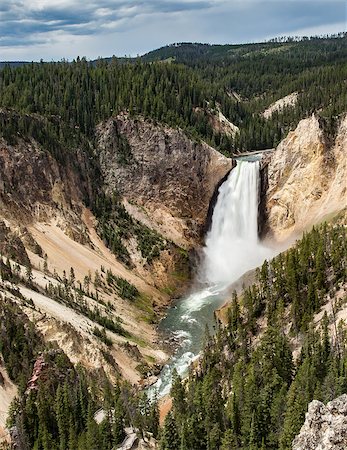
[0,0,345,60]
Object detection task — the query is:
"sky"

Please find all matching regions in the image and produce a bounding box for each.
[0,0,346,61]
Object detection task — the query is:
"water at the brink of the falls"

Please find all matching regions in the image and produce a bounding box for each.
[148,158,274,399]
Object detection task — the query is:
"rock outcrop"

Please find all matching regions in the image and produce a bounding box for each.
[263,114,347,240]
[292,395,347,450]
[206,106,239,137]
[263,92,298,119]
[0,137,92,225]
[97,113,233,247]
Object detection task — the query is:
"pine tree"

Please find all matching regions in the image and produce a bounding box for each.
[86,405,99,450]
[55,385,68,450]
[160,412,180,450]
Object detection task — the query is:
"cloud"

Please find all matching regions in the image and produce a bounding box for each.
[0,0,345,60]
[0,0,215,46]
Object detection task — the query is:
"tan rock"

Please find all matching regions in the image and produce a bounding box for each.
[0,362,17,434]
[97,113,233,248]
[265,114,347,241]
[263,92,298,119]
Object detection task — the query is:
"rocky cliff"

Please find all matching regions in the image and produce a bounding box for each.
[292,395,347,450]
[263,114,347,241]
[0,111,233,288]
[0,128,93,245]
[97,113,233,248]
[0,111,94,227]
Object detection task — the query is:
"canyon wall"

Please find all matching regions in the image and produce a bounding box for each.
[263,114,346,241]
[0,111,233,389]
[97,113,233,248]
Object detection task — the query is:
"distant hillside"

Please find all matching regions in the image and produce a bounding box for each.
[140,34,347,64]
[1,33,346,155]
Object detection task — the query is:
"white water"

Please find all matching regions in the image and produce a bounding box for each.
[202,159,272,287]
[149,159,273,399]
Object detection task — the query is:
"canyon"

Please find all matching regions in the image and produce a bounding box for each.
[0,109,346,446]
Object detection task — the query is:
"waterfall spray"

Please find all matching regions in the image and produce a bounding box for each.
[202,159,271,287]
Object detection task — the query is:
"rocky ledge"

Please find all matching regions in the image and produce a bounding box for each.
[293,395,347,450]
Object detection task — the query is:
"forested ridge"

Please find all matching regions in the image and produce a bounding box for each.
[160,220,347,450]
[0,34,346,154]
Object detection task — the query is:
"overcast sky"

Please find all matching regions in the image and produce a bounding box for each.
[0,0,346,61]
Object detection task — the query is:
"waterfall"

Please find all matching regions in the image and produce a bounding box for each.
[149,159,273,399]
[202,159,271,287]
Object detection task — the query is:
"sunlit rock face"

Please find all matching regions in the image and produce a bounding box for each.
[263,114,347,241]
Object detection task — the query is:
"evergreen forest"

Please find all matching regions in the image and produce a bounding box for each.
[161,220,347,450]
[0,34,346,154]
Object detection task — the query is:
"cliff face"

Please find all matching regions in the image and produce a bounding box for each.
[264,114,347,240]
[0,134,97,250]
[0,136,92,224]
[292,395,347,450]
[97,114,233,248]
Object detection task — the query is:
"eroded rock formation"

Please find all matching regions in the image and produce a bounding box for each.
[0,137,93,224]
[263,114,347,241]
[292,395,347,450]
[97,113,233,247]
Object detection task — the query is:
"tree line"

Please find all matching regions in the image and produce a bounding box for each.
[0,299,159,450]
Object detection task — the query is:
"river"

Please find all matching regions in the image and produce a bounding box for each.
[149,158,274,398]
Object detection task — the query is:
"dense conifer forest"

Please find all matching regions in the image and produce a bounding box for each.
[0,34,346,154]
[160,220,347,450]
[0,299,159,450]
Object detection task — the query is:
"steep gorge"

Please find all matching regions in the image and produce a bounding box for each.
[0,107,346,448]
[0,36,346,449]
[0,110,233,400]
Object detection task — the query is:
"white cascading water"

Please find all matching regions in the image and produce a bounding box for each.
[149,159,273,399]
[202,159,271,287]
